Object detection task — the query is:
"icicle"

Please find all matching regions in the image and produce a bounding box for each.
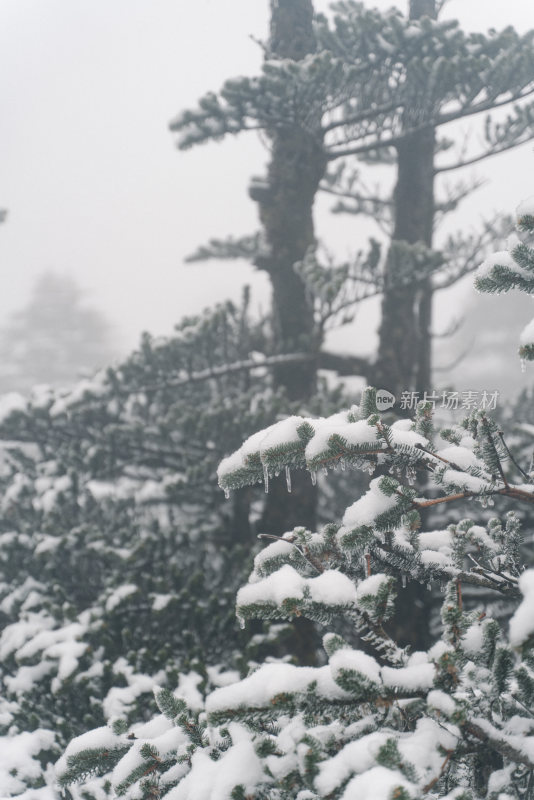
[521,358,527,373]
[401,573,407,588]
[263,464,269,494]
[340,460,346,471]
[322,466,328,476]
[310,470,317,486]
[440,581,447,593]
[285,466,292,494]
[427,581,432,591]
[237,614,246,630]
[487,497,495,507]
[224,488,230,500]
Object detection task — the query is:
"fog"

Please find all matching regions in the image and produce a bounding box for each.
[1,0,533,388]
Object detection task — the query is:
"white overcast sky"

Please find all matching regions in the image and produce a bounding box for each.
[1,0,533,359]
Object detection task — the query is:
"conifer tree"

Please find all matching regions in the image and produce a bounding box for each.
[173,1,534,398]
[59,198,534,800]
[0,272,117,394]
[176,0,534,654]
[0,299,319,794]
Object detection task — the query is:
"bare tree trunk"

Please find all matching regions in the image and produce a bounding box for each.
[257,123,325,402]
[374,129,435,397]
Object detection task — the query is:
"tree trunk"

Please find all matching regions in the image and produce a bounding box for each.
[375,0,437,651]
[411,0,437,397]
[255,0,325,402]
[416,282,433,394]
[374,128,435,397]
[253,0,325,664]
[257,123,325,401]
[374,0,437,400]
[254,0,324,538]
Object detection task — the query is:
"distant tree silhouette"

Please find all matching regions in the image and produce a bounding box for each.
[0,272,118,394]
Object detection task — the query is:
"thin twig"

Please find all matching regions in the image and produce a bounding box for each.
[422,750,454,793]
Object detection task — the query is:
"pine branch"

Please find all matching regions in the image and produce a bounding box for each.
[345,608,408,666]
[326,134,404,161]
[323,100,402,134]
[412,485,534,511]
[436,84,534,129]
[434,215,513,291]
[257,533,324,575]
[435,130,534,174]
[112,351,373,396]
[480,415,509,487]
[498,431,531,482]
[117,353,314,394]
[317,351,372,378]
[465,719,534,769]
[185,233,261,263]
[319,183,393,208]
[373,540,520,599]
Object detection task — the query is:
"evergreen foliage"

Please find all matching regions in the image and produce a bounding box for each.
[171,6,534,163]
[58,201,534,799]
[4,1,534,796]
[475,197,534,363]
[58,383,534,798]
[0,297,329,794]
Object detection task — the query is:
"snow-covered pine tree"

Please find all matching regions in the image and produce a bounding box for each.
[176,0,534,653]
[1,298,338,795]
[59,200,534,799]
[173,0,534,398]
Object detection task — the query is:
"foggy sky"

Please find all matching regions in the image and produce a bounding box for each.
[1,0,533,364]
